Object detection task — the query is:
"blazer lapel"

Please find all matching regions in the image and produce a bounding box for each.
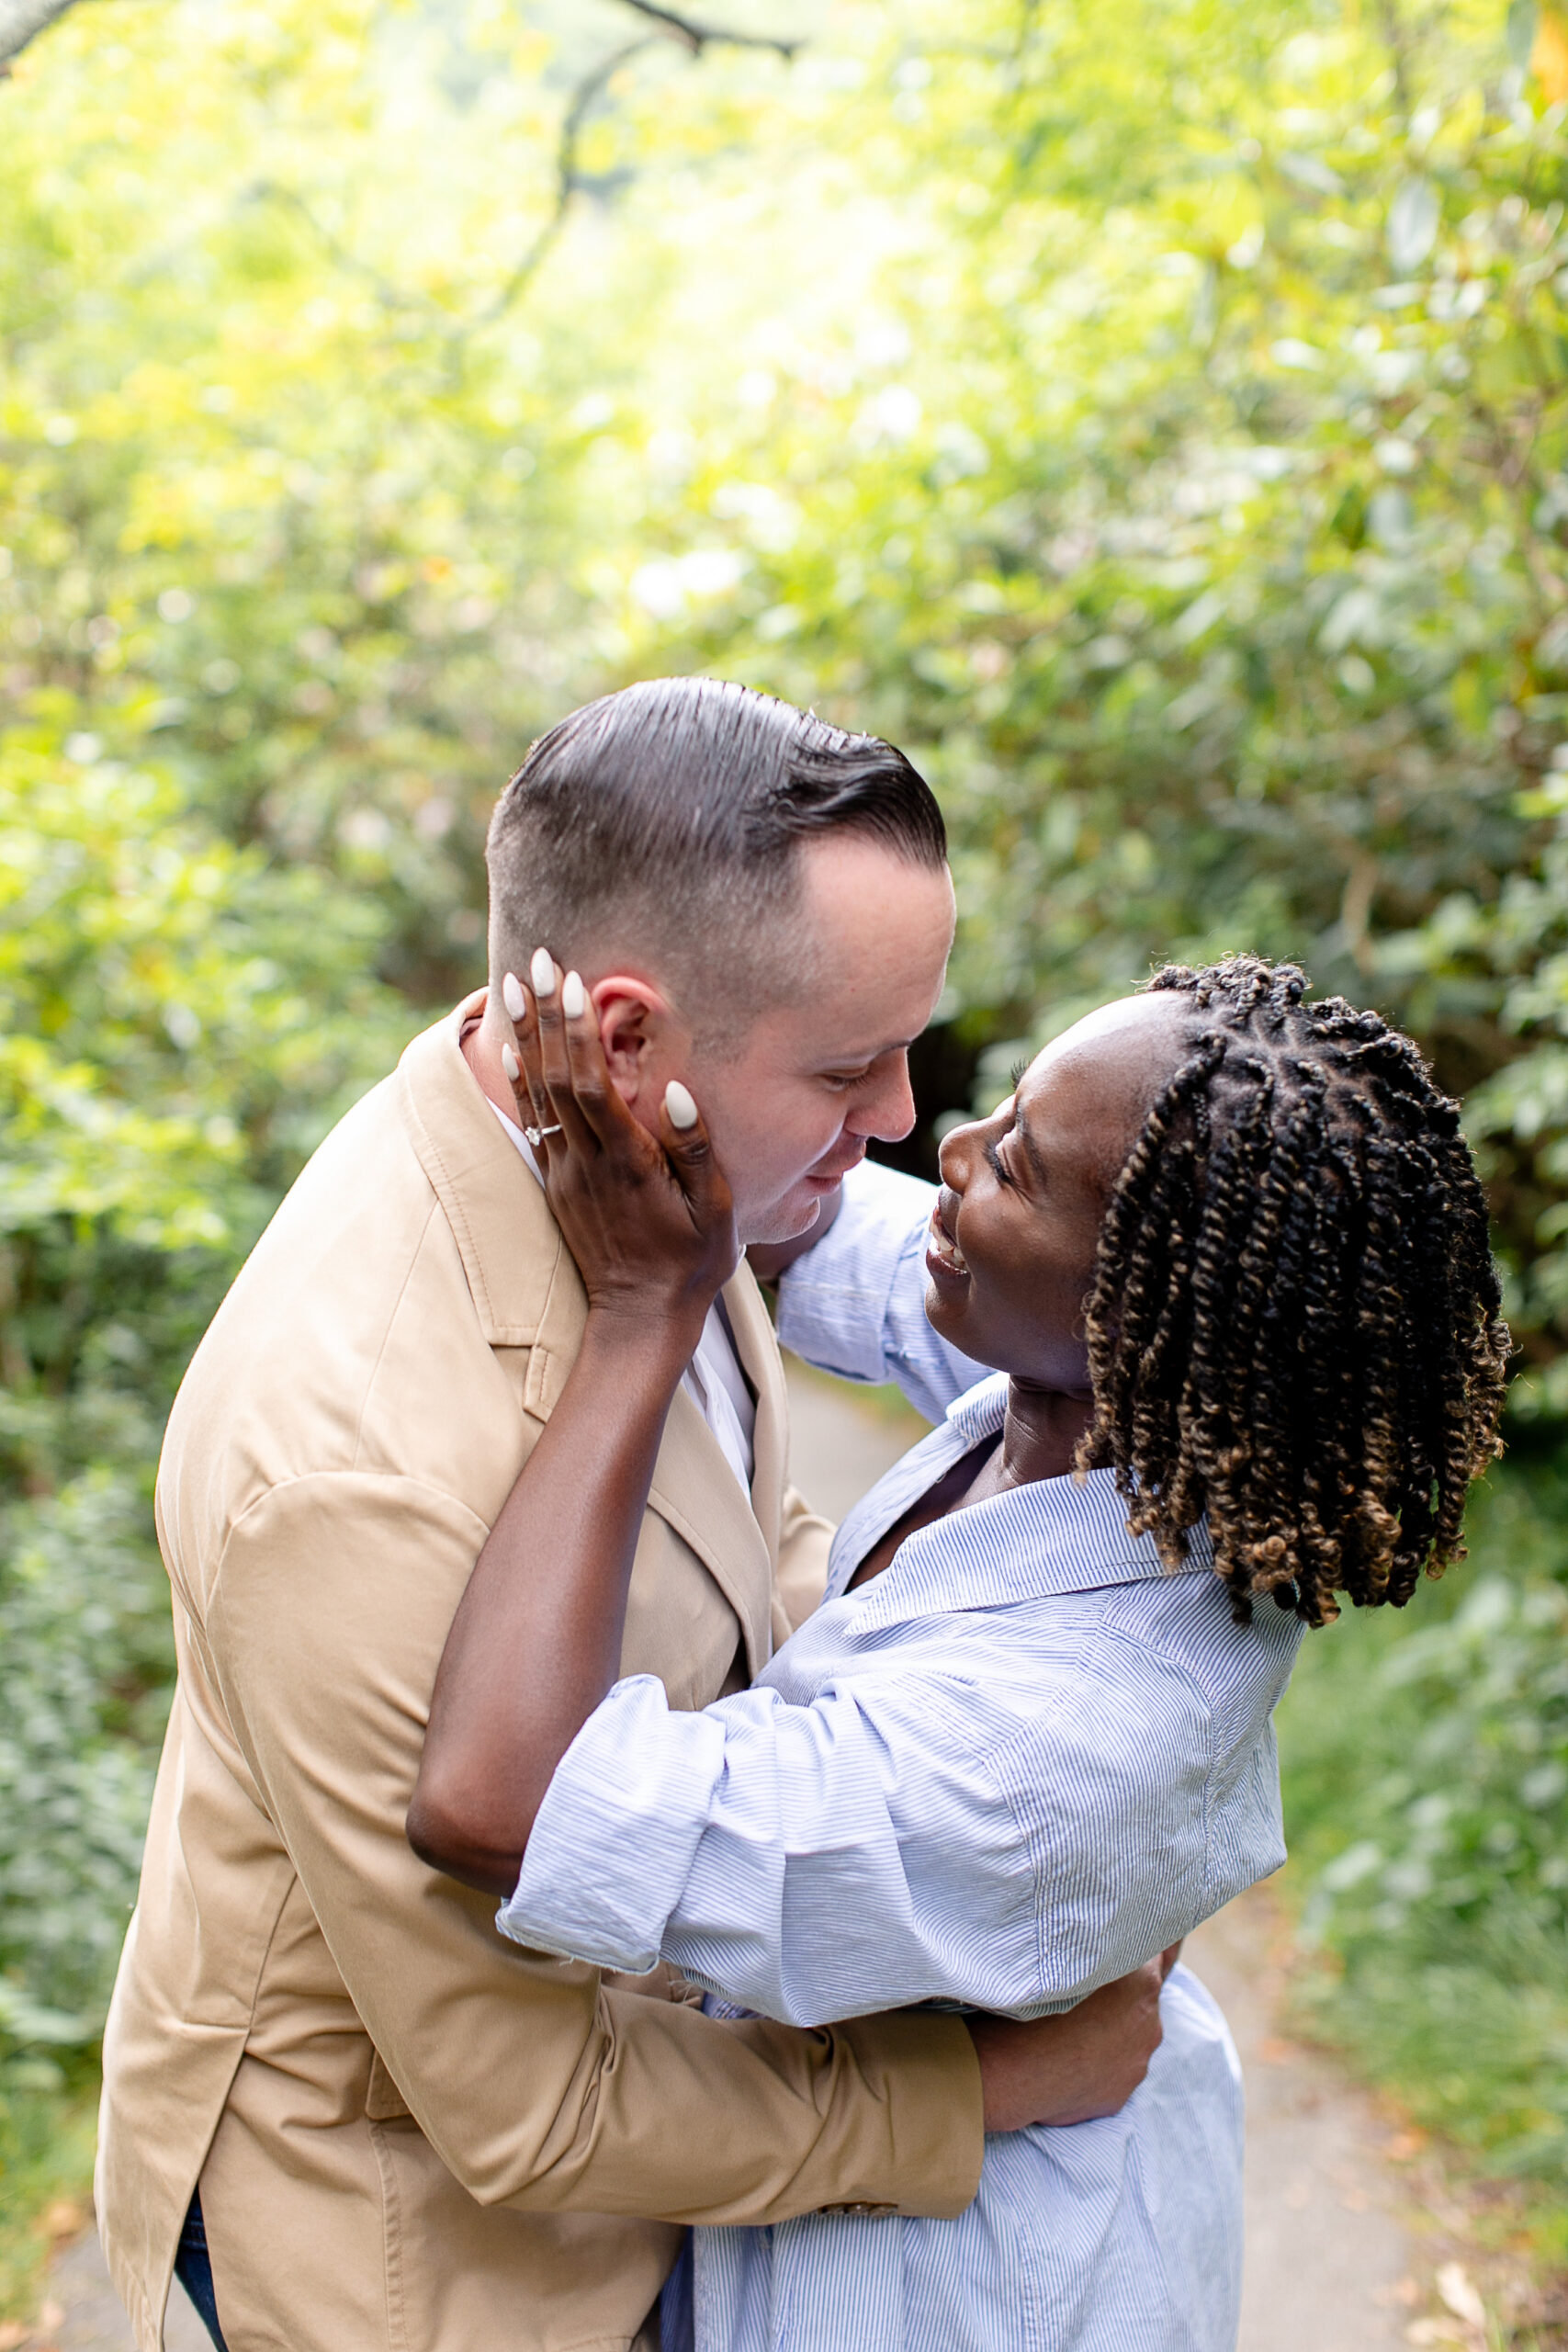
[396,996,572,1354]
[648,1386,774,1679]
[398,999,776,1677]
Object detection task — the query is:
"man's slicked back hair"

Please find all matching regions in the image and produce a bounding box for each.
[485,678,946,1042]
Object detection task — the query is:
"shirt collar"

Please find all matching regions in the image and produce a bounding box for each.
[824,1372,1213,1615]
[487,1094,545,1184]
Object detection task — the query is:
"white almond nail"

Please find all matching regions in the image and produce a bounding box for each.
[665,1080,698,1131]
[561,971,587,1018]
[502,1045,520,1082]
[530,947,557,998]
[502,972,525,1022]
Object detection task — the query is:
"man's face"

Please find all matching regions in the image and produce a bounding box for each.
[613,838,956,1244]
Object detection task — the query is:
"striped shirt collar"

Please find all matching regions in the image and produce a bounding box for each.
[822,1371,1214,1615]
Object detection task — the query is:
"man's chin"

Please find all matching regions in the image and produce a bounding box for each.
[740,1186,830,1250]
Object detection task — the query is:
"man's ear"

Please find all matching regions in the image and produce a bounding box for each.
[592,976,669,1111]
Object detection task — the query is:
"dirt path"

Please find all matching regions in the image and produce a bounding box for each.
[1185,1898,1424,2351]
[39,1361,1429,2352]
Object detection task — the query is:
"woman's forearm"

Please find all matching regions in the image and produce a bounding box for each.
[408,1309,695,1895]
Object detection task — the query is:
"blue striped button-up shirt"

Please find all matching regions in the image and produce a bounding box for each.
[499,1160,1304,2350]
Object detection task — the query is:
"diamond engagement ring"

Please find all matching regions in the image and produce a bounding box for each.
[523,1123,563,1147]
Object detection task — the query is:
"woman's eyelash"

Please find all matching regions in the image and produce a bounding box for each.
[1010,1057,1030,1090]
[984,1137,1013,1187]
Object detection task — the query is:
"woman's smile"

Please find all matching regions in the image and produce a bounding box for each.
[925,1188,968,1284]
[919,997,1195,1392]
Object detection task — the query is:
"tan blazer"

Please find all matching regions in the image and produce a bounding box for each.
[96,1003,981,2352]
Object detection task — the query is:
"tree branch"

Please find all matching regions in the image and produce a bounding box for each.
[464,36,655,334]
[613,0,801,59]
[0,0,84,71]
[454,3,801,346]
[248,179,431,317]
[1376,0,1414,117]
[230,3,805,356]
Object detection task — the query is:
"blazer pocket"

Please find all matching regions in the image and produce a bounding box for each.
[366,2047,414,2122]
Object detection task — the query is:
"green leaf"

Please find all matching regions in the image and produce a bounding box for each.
[1508,0,1540,71]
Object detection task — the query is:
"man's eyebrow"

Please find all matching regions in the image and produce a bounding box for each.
[815,1035,920,1068]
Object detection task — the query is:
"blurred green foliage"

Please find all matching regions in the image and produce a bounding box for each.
[605,0,1568,1390]
[0,715,407,2281]
[1280,1453,1568,2256]
[3,0,1568,2314]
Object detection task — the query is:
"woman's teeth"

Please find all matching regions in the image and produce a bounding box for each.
[929,1211,966,1273]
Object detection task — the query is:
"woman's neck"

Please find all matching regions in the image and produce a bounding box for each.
[966,1381,1094,1501]
[847,1381,1095,1592]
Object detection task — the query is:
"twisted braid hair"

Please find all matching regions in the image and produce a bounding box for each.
[1077,956,1511,1627]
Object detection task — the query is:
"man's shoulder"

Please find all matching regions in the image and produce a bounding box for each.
[159,1018,563,1552]
[176,1062,466,1397]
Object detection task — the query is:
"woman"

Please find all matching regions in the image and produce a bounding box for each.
[409,953,1507,2352]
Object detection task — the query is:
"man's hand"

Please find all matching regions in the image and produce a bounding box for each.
[967,1950,1178,2133]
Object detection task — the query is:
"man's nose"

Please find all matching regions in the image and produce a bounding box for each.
[849,1053,918,1145]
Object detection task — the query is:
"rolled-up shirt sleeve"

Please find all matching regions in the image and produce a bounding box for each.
[498,1612,1224,2031]
[775,1159,987,1425]
[498,1669,1046,2025]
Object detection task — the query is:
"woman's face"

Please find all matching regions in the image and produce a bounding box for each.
[924,994,1189,1389]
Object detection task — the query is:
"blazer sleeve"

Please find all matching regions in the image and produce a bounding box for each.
[204,1469,982,2224]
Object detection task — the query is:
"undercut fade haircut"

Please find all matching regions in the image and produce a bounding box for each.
[486,678,946,1047]
[1077,956,1510,1628]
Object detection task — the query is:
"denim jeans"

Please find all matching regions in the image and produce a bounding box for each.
[173,2191,229,2352]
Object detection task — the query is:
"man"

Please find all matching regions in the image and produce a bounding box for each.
[97,679,1162,2352]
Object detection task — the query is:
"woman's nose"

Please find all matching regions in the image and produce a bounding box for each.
[937,1118,981,1188]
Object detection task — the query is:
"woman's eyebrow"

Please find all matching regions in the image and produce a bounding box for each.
[1014,1107,1048,1182]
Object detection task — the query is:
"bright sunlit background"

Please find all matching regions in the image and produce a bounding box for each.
[3,0,1567,2331]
